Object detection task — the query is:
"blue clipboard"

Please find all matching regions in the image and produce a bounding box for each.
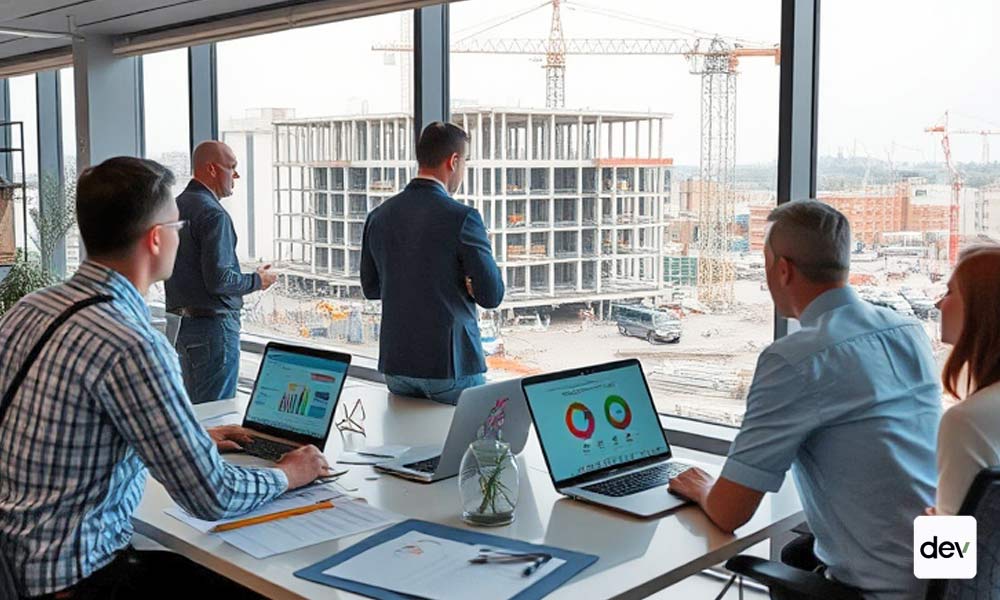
[294,519,598,600]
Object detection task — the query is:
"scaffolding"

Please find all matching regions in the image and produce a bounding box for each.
[0,121,28,266]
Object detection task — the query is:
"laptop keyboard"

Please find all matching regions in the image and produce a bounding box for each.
[403,456,441,474]
[242,437,298,462]
[582,463,689,497]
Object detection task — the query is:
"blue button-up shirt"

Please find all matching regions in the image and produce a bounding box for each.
[721,287,940,599]
[0,261,287,597]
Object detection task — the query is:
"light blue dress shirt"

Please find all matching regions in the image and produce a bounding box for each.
[721,286,940,600]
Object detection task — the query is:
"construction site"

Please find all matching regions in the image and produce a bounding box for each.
[240,1,989,425]
[270,107,673,311]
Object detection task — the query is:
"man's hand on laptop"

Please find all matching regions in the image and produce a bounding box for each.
[207,425,254,452]
[668,466,714,505]
[276,445,334,489]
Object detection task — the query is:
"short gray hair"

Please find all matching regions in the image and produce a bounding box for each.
[766,200,851,283]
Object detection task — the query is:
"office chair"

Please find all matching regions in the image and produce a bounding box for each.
[925,466,1000,600]
[715,553,863,600]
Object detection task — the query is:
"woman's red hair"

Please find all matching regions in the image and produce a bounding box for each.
[943,246,1000,399]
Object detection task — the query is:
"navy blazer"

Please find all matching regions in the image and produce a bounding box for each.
[361,178,504,379]
[165,180,260,313]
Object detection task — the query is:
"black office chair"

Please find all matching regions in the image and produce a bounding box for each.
[925,466,1000,600]
[715,552,862,600]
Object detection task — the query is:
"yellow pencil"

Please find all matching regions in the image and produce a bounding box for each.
[211,500,335,533]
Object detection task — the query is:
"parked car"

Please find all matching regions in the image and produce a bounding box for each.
[611,303,682,344]
[900,290,937,320]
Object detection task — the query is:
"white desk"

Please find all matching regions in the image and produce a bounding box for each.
[133,379,803,599]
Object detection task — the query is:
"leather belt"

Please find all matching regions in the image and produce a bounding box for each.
[169,307,230,318]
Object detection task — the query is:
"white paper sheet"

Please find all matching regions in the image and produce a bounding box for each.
[219,496,400,559]
[164,485,401,558]
[165,485,341,534]
[322,530,565,600]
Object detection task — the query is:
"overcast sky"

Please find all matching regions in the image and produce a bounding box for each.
[7,0,999,175]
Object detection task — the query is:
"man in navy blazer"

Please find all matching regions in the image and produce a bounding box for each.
[361,122,504,404]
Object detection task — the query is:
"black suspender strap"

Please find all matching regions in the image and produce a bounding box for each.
[0,295,113,428]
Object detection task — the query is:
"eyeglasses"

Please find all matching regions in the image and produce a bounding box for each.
[156,219,188,232]
[335,398,366,437]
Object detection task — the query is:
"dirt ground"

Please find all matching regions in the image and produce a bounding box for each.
[243,271,949,427]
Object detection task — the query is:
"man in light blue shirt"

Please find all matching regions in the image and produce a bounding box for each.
[670,201,940,599]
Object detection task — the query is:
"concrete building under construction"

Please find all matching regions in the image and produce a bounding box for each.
[271,108,674,311]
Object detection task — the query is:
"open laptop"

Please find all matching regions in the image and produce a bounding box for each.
[521,359,693,518]
[237,342,351,461]
[375,379,531,483]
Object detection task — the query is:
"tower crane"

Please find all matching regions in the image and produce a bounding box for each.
[375,1,779,307]
[924,111,962,266]
[947,128,1000,164]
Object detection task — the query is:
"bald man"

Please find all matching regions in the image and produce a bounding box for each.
[166,141,277,404]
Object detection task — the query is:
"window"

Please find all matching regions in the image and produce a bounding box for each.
[7,75,39,259]
[142,49,191,198]
[216,12,413,358]
[451,0,780,426]
[818,0,999,407]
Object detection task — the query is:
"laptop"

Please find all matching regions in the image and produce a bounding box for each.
[237,342,351,461]
[521,359,693,518]
[375,379,531,483]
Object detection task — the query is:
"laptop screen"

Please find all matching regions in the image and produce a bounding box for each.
[244,347,348,441]
[523,361,670,484]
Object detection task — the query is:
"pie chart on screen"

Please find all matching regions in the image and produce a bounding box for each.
[565,402,596,439]
[604,395,632,429]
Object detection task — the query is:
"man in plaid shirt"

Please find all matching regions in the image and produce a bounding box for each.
[0,157,332,599]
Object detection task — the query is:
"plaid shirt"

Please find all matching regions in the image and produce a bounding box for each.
[0,261,288,597]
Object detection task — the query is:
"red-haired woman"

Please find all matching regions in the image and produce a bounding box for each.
[935,246,1000,514]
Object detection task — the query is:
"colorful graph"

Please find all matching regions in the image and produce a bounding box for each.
[604,395,632,429]
[565,402,596,440]
[278,383,311,415]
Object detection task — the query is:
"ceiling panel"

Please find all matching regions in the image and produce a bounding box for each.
[0,0,352,62]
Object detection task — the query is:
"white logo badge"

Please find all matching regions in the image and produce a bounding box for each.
[913,515,976,579]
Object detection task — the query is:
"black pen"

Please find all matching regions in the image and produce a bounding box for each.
[522,555,552,577]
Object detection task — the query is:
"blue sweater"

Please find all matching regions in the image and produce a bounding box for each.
[361,178,504,378]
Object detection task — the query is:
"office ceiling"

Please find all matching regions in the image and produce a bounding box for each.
[0,0,432,64]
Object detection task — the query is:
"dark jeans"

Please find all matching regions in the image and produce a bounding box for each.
[384,373,487,405]
[29,547,264,600]
[175,313,240,404]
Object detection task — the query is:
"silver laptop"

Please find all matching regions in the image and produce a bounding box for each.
[521,359,693,518]
[375,379,531,483]
[237,342,351,462]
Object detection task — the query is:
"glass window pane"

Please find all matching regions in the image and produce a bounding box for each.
[142,49,191,198]
[8,76,39,260]
[451,1,780,426]
[217,12,413,360]
[818,0,999,410]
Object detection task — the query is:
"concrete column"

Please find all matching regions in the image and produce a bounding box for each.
[500,112,507,161]
[73,34,143,169]
[414,4,449,135]
[36,70,66,277]
[526,114,533,162]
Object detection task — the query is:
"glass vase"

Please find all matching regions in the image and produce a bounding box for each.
[458,439,519,526]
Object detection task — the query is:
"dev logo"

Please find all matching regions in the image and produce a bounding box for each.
[913,515,976,579]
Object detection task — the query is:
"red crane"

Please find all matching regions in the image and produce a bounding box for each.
[924,111,961,266]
